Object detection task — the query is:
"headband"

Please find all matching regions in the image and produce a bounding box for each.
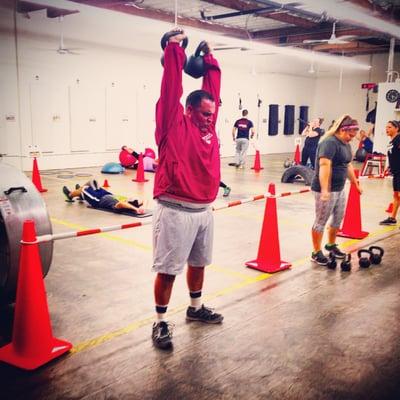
[341,124,359,131]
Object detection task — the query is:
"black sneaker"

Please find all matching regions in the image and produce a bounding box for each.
[379,217,397,225]
[324,244,346,259]
[186,305,223,324]
[152,321,173,350]
[311,250,328,266]
[75,184,84,202]
[62,186,74,202]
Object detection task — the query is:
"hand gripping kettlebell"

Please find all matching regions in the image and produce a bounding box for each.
[368,246,384,265]
[327,252,337,270]
[341,253,352,272]
[160,30,188,67]
[357,249,371,268]
[184,40,208,79]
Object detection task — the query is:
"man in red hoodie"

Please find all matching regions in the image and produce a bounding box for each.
[151,30,223,350]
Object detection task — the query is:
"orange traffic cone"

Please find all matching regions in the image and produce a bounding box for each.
[132,153,149,183]
[337,170,369,239]
[245,183,291,273]
[32,157,47,193]
[251,150,264,172]
[294,144,301,165]
[386,202,393,214]
[102,179,110,188]
[0,220,72,370]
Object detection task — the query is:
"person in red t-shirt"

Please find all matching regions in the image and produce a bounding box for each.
[151,29,223,350]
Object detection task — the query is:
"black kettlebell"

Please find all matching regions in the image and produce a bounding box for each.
[327,252,337,270]
[357,249,371,268]
[160,30,188,67]
[184,40,208,79]
[341,254,352,272]
[369,246,384,265]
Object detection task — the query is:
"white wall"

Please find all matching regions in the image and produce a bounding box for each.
[0,1,397,171]
[374,81,400,153]
[313,52,400,152]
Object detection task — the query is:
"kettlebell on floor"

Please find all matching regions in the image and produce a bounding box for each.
[358,249,372,269]
[369,246,384,265]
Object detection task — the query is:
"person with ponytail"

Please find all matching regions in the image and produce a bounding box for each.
[310,115,362,266]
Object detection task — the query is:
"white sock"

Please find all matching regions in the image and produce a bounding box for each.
[189,291,202,311]
[155,304,168,322]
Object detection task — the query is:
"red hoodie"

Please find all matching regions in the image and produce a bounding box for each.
[153,42,221,204]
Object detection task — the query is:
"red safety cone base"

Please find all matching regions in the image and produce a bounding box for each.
[337,230,369,240]
[245,259,291,273]
[0,337,72,370]
[251,166,264,170]
[132,177,149,182]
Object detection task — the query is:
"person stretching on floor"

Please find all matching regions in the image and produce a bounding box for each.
[62,179,145,214]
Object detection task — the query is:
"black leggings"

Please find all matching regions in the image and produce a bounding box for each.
[219,181,227,189]
[301,145,317,169]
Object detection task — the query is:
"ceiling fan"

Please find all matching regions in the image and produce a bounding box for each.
[303,22,356,45]
[40,15,81,55]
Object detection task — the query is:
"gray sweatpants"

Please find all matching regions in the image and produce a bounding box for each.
[312,190,346,232]
[235,138,250,166]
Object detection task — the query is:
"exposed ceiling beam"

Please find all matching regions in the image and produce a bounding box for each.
[257,11,316,28]
[252,25,377,43]
[313,41,379,51]
[69,1,250,40]
[344,0,400,20]
[201,0,320,28]
[17,0,79,18]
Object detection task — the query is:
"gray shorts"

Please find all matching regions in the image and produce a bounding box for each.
[152,201,214,275]
[312,190,346,232]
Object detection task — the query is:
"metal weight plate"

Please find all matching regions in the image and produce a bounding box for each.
[0,163,53,304]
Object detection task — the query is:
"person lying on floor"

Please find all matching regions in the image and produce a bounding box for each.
[121,146,159,172]
[63,179,145,214]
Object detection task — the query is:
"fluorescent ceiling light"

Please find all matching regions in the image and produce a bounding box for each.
[299,0,400,39]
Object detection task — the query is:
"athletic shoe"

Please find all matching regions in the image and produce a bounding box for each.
[223,186,231,197]
[311,250,328,266]
[186,305,224,324]
[379,217,397,225]
[152,321,173,350]
[88,179,99,190]
[75,184,84,202]
[62,186,73,202]
[324,244,346,259]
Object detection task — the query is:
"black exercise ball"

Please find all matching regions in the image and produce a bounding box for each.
[355,148,368,162]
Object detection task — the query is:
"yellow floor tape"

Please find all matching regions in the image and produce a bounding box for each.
[68,224,399,356]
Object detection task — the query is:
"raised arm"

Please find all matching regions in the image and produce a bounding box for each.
[155,33,186,145]
[201,46,221,124]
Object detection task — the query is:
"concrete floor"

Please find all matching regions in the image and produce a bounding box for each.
[0,153,399,400]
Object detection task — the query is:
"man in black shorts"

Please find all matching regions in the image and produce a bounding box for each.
[63,180,144,214]
[232,109,255,169]
[380,120,400,225]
